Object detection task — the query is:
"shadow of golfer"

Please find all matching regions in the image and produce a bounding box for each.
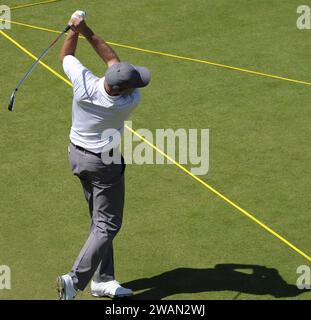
[122,264,307,300]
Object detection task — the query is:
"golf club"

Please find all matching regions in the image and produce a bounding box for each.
[8,24,71,112]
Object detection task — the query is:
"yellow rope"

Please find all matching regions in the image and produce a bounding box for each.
[1,18,311,87]
[10,0,61,11]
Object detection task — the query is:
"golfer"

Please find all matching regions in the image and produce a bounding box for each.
[57,11,151,300]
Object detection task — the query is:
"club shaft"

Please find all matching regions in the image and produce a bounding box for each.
[14,25,70,91]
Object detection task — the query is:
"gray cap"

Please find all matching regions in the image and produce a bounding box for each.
[105,62,151,90]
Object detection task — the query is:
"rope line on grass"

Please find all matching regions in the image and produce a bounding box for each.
[10,0,61,11]
[1,18,311,87]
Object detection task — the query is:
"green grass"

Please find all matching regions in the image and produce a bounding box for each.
[0,0,311,300]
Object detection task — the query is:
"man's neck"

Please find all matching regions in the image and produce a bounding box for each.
[104,81,120,97]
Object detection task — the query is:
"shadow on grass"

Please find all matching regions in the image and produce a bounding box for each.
[122,264,307,300]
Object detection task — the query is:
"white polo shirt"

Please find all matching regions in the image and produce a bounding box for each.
[63,55,141,153]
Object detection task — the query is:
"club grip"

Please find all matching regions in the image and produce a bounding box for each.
[64,25,71,32]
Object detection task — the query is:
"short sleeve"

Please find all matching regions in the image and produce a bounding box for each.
[63,55,98,101]
[63,55,86,85]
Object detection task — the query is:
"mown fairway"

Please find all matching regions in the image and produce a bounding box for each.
[0,0,311,299]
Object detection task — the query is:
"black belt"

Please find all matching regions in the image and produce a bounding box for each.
[70,142,113,157]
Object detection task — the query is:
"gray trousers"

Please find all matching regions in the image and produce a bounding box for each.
[68,142,125,291]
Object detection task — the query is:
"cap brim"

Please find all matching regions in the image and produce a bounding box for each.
[132,65,151,88]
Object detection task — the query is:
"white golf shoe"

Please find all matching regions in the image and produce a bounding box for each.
[57,274,77,300]
[91,280,133,298]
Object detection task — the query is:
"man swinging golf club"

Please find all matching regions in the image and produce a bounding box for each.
[57,11,151,300]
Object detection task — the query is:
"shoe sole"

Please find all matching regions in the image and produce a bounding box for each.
[91,291,133,299]
[57,276,65,300]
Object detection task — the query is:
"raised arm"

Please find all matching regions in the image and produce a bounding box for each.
[66,14,120,67]
[60,30,79,62]
[60,11,87,62]
[80,26,120,67]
